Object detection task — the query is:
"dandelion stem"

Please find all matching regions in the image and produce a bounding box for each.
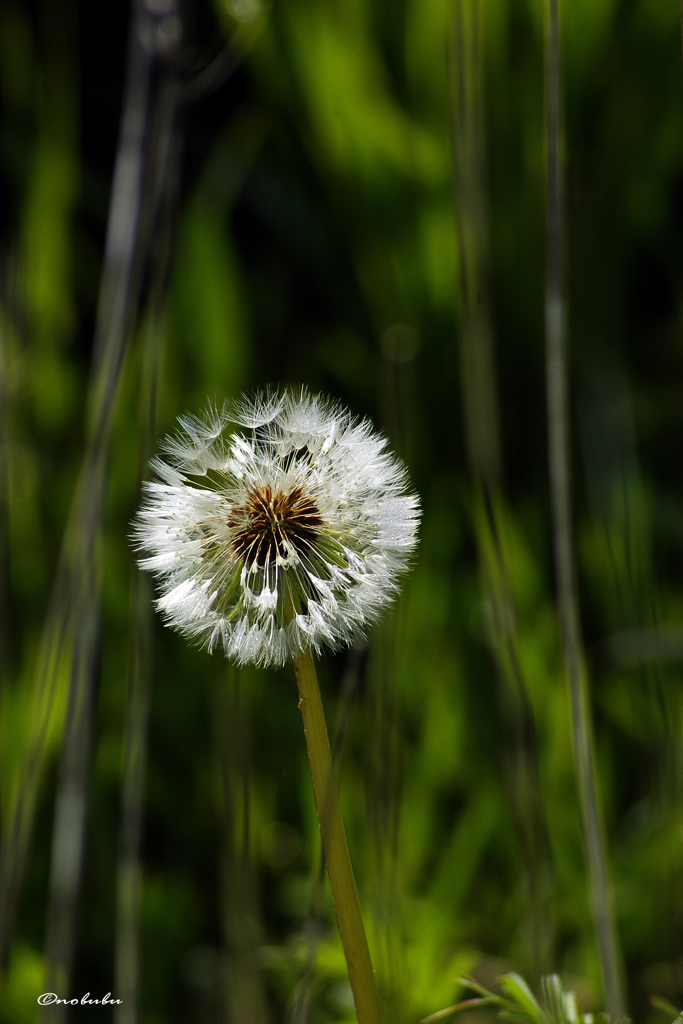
[290,612,385,1024]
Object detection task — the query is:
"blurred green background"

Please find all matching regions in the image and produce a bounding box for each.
[2,0,683,1020]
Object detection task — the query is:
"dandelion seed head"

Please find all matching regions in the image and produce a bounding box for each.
[133,389,420,666]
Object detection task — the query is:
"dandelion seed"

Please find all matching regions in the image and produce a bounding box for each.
[134,389,420,666]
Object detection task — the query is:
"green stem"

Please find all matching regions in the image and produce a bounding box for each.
[291,636,385,1024]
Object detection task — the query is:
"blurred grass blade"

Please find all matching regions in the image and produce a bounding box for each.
[114,296,167,1024]
[543,0,625,1018]
[651,996,683,1020]
[500,973,543,1021]
[115,570,153,1024]
[541,974,565,1024]
[41,572,99,1023]
[0,314,8,820]
[44,0,182,1007]
[420,996,499,1023]
[0,0,80,968]
[0,0,181,975]
[600,626,683,667]
[87,0,176,448]
[216,669,270,1024]
[115,112,182,1020]
[112,5,183,1024]
[364,627,403,1020]
[448,0,499,486]
[449,0,552,977]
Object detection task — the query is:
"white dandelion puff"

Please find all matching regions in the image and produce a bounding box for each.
[133,389,420,667]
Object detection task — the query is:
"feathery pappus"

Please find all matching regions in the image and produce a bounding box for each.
[134,389,420,667]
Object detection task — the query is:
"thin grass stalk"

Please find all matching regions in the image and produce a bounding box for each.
[113,303,166,1024]
[44,0,179,1003]
[474,492,553,974]
[544,0,625,1016]
[366,620,404,1020]
[448,0,500,485]
[41,569,100,1023]
[114,13,182,1021]
[217,669,269,1024]
[375,261,417,1024]
[0,304,9,823]
[114,572,152,1024]
[0,444,102,969]
[375,186,418,1024]
[0,0,179,975]
[449,0,552,977]
[114,299,166,1023]
[0,571,70,966]
[290,625,385,1024]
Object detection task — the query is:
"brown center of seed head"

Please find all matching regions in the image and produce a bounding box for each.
[228,484,324,569]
